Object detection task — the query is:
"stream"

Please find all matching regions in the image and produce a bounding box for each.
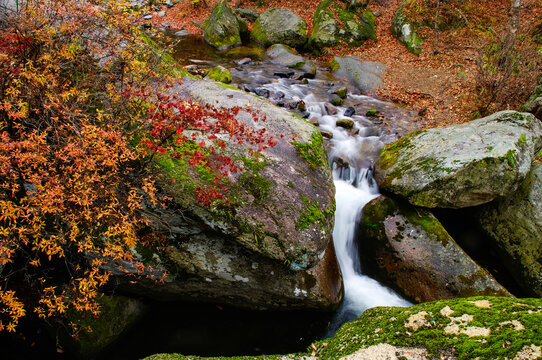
[3,33,421,360]
[156,32,416,346]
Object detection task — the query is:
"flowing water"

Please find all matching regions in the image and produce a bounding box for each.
[2,34,422,360]
[162,32,418,334]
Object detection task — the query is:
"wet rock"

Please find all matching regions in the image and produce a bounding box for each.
[360,195,511,302]
[309,117,320,126]
[297,100,306,112]
[265,44,306,68]
[254,87,270,97]
[308,0,376,51]
[202,1,243,50]
[330,56,386,95]
[324,102,339,115]
[330,94,344,106]
[300,111,311,119]
[329,85,348,98]
[336,118,354,129]
[204,65,232,84]
[321,130,334,139]
[274,70,295,78]
[391,0,423,55]
[235,8,259,22]
[480,163,542,297]
[235,57,252,65]
[251,7,308,48]
[375,111,542,208]
[344,106,355,117]
[269,91,285,101]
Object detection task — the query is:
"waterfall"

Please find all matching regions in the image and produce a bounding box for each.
[327,170,411,335]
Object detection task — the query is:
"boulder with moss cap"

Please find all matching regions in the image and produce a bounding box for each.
[375,111,542,208]
[251,8,308,48]
[202,1,244,50]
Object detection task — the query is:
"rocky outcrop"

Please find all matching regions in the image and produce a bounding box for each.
[391,0,423,55]
[308,0,376,51]
[480,163,542,297]
[359,195,511,303]
[144,297,542,360]
[375,111,542,208]
[251,8,308,48]
[330,56,386,95]
[113,77,342,311]
[202,1,244,50]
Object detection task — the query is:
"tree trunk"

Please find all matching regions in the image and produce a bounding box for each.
[502,0,521,58]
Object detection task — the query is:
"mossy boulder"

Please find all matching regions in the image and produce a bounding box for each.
[112,77,342,312]
[251,8,308,48]
[204,65,232,83]
[521,75,542,118]
[330,56,385,95]
[360,195,511,303]
[480,163,542,297]
[391,0,423,55]
[315,297,542,360]
[308,0,376,51]
[202,1,243,50]
[375,111,542,208]
[64,295,146,359]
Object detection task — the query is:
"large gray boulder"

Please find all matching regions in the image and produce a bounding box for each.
[202,1,244,50]
[330,56,386,95]
[375,111,542,208]
[480,163,542,297]
[360,195,511,303]
[251,8,308,48]
[391,0,423,55]
[308,0,376,51]
[113,77,342,311]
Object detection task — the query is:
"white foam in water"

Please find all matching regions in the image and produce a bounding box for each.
[329,179,411,335]
[259,79,411,336]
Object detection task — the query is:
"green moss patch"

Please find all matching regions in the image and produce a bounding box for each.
[292,132,327,170]
[315,296,542,360]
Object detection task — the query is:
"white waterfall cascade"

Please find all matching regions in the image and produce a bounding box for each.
[258,78,411,334]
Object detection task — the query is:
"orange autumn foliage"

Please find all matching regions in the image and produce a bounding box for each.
[0,0,275,334]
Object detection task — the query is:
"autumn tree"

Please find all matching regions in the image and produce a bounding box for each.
[0,0,274,334]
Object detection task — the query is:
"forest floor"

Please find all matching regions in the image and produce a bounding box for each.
[146,0,542,128]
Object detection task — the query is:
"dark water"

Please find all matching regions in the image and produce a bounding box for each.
[1,300,332,360]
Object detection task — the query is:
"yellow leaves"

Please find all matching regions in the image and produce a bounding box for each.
[0,289,26,332]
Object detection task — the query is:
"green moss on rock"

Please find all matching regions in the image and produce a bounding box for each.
[315,297,542,360]
[292,132,327,170]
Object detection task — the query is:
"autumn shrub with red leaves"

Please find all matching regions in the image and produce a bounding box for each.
[0,0,274,335]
